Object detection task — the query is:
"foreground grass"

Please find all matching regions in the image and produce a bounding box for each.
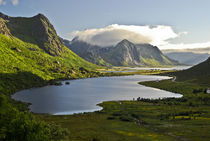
[38,109,175,141]
[38,78,210,141]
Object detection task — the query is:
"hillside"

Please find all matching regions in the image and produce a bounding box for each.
[0,13,99,86]
[63,38,179,67]
[165,52,209,65]
[171,57,210,85]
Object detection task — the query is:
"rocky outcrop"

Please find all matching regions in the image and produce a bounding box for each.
[0,17,11,36]
[0,12,65,56]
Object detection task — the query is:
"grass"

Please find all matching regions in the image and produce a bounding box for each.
[38,95,210,141]
[0,34,102,93]
[100,69,177,76]
[168,57,210,85]
[38,112,176,141]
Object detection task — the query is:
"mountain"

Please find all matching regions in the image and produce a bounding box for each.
[0,12,99,87]
[165,52,209,65]
[63,38,112,66]
[172,57,210,84]
[63,38,179,67]
[1,13,67,56]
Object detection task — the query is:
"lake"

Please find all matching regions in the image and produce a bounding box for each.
[12,75,182,115]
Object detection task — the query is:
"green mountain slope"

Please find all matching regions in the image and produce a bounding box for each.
[172,57,210,84]
[0,13,99,83]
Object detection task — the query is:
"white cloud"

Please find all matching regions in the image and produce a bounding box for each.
[68,24,210,50]
[11,0,19,6]
[0,0,6,5]
[68,24,179,47]
[160,42,210,50]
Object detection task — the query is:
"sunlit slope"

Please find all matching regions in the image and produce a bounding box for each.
[0,13,100,95]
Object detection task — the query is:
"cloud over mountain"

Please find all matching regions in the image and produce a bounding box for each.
[161,42,210,50]
[68,24,180,47]
[67,24,210,50]
[0,0,19,6]
[0,0,6,5]
[11,0,19,5]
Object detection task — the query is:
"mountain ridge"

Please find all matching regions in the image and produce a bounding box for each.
[63,38,179,67]
[165,52,209,65]
[0,12,65,56]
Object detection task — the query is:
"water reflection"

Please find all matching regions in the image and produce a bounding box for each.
[12,75,182,115]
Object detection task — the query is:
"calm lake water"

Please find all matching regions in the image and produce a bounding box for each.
[12,75,182,115]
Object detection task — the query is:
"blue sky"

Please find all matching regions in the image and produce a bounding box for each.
[1,0,210,49]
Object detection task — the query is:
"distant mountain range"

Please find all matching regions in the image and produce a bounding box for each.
[164,52,209,65]
[163,47,210,54]
[63,38,179,67]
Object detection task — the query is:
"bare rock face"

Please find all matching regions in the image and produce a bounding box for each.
[0,12,65,56]
[101,39,140,66]
[0,17,11,36]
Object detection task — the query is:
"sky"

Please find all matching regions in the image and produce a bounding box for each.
[1,0,210,49]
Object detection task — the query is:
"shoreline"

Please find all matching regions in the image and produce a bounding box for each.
[13,74,182,116]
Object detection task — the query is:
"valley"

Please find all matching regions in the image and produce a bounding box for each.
[0,8,210,141]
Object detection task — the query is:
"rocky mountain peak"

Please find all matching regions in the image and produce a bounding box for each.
[1,13,64,56]
[117,39,133,46]
[64,38,179,67]
[0,18,11,36]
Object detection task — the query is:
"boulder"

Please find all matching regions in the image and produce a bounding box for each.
[12,47,22,53]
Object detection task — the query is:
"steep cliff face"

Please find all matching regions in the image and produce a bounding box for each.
[0,18,11,36]
[0,13,65,56]
[63,38,112,66]
[101,39,140,66]
[64,38,179,67]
